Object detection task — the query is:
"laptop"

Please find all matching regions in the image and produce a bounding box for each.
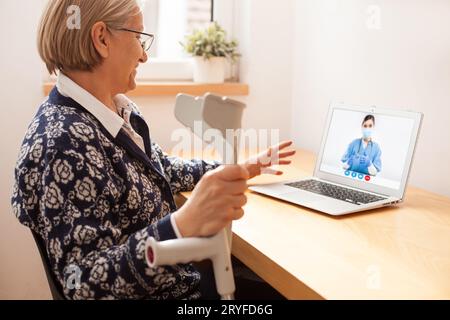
[249,103,423,216]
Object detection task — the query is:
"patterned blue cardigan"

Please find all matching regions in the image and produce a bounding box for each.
[11,87,220,300]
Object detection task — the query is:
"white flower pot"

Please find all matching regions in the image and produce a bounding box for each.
[192,56,226,83]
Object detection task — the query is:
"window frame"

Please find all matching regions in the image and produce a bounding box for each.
[136,0,237,81]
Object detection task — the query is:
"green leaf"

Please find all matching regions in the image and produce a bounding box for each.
[179,21,240,62]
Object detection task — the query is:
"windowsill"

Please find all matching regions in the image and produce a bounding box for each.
[43,81,249,97]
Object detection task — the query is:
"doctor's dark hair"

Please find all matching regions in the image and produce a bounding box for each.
[362,115,375,126]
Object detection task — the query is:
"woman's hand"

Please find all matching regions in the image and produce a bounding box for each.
[174,165,249,238]
[243,141,297,179]
[173,141,296,238]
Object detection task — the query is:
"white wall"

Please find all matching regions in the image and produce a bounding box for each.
[0,0,51,299]
[291,0,450,197]
[234,0,294,145]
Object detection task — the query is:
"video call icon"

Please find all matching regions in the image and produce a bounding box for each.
[345,171,371,182]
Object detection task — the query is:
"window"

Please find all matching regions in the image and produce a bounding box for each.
[143,0,213,59]
[138,0,236,81]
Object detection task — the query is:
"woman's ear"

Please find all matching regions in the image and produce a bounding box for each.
[91,21,110,59]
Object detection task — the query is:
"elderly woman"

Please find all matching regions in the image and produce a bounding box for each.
[11,0,295,300]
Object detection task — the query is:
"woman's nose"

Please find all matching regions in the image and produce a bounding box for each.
[139,50,148,63]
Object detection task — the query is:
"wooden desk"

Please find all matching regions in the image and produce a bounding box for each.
[183,149,450,299]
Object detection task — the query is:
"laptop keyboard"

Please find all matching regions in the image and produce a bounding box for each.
[285,180,386,205]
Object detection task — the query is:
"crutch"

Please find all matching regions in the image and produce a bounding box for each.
[145,93,245,300]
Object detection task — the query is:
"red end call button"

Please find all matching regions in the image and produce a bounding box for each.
[364,175,371,182]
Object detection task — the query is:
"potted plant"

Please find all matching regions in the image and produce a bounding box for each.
[180,22,240,83]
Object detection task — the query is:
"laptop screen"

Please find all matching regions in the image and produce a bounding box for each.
[319,108,415,190]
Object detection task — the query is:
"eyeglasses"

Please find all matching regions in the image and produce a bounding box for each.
[116,28,155,52]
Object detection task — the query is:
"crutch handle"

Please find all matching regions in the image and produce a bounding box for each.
[145,228,235,299]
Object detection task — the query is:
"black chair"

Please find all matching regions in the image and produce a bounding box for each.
[31,231,66,300]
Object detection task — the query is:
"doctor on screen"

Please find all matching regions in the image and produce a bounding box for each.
[341,115,382,176]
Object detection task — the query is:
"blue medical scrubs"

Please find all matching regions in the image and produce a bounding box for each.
[341,139,382,175]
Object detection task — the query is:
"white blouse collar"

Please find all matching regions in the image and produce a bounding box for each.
[56,72,125,137]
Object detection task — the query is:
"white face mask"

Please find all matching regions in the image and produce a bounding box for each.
[362,128,373,139]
